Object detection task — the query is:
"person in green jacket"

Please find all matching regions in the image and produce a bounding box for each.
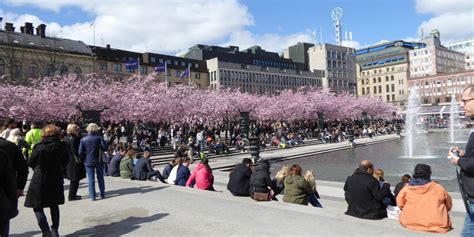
[24,123,42,157]
[120,150,135,179]
[283,164,313,205]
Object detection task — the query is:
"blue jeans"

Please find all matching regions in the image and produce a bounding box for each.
[461,202,474,237]
[85,163,105,200]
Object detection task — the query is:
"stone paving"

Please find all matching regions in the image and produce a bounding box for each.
[10,134,465,236]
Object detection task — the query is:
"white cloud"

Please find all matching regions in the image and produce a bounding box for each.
[2,0,256,53]
[341,40,361,49]
[415,0,474,43]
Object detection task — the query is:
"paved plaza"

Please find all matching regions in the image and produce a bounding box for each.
[10,135,466,236]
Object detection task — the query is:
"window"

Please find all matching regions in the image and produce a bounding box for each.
[175,70,181,77]
[141,66,147,74]
[13,63,21,79]
[373,78,376,83]
[0,60,4,75]
[174,60,178,66]
[385,76,389,82]
[386,85,389,92]
[29,62,38,78]
[151,57,156,63]
[195,72,200,79]
[181,61,186,67]
[166,60,171,64]
[159,58,164,63]
[378,85,382,93]
[391,75,394,81]
[386,95,390,101]
[74,66,82,75]
[374,86,377,94]
[392,94,395,101]
[362,87,365,95]
[46,64,55,76]
[60,65,68,76]
[114,63,121,72]
[391,84,395,92]
[99,62,107,70]
[195,64,199,69]
[378,77,381,83]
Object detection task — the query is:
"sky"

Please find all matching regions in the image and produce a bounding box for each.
[0,0,473,55]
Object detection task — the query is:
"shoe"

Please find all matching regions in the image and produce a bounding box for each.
[68,195,82,201]
[42,231,52,237]
[158,177,166,184]
[100,194,106,199]
[51,226,59,237]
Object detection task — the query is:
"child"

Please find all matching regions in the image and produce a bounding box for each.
[304,170,322,208]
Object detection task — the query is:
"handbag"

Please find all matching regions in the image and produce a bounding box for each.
[253,192,270,201]
[98,145,107,164]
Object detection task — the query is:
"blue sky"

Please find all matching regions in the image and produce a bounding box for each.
[0,0,472,53]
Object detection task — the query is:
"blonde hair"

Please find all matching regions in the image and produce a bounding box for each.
[66,123,79,135]
[304,170,316,192]
[275,165,289,183]
[373,169,384,181]
[86,123,99,133]
[41,124,61,138]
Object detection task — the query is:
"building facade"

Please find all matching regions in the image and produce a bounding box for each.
[356,40,425,107]
[408,70,474,105]
[409,30,465,78]
[307,43,357,93]
[142,52,209,88]
[283,42,314,71]
[0,22,93,83]
[207,58,323,94]
[445,38,474,70]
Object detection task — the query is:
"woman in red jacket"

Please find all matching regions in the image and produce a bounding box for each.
[186,158,214,191]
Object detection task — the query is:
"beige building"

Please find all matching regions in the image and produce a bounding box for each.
[206,57,323,94]
[356,40,426,108]
[408,70,474,105]
[445,38,474,70]
[307,43,357,93]
[0,22,93,83]
[409,30,465,78]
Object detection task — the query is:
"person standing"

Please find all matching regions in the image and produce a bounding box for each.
[0,118,17,139]
[449,85,474,237]
[24,124,69,236]
[64,124,86,201]
[24,122,42,158]
[79,123,108,201]
[0,149,19,236]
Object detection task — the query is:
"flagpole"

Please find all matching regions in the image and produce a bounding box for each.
[137,57,141,76]
[93,20,96,46]
[188,64,191,86]
[165,62,168,87]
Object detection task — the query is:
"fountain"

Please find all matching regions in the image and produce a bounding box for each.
[448,94,463,144]
[399,87,437,159]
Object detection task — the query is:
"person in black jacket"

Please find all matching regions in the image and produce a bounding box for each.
[394,174,411,200]
[449,85,474,236]
[0,149,18,237]
[227,158,253,196]
[132,151,166,182]
[24,124,69,236]
[249,159,275,200]
[64,124,86,201]
[0,137,28,200]
[343,160,390,219]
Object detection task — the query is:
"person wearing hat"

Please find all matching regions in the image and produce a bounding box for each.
[397,164,452,233]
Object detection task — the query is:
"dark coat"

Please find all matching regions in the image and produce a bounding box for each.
[343,168,390,219]
[249,162,274,196]
[64,134,86,181]
[458,132,474,202]
[108,153,123,177]
[0,149,18,221]
[0,138,28,191]
[394,181,407,200]
[162,163,173,179]
[132,158,154,181]
[78,133,107,167]
[176,165,190,186]
[24,137,69,208]
[227,163,252,196]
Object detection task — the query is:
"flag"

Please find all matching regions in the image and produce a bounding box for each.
[125,59,139,70]
[180,67,190,79]
[154,63,166,74]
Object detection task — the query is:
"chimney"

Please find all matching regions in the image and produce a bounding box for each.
[20,26,25,33]
[4,22,15,32]
[36,24,46,38]
[25,22,34,35]
[106,44,111,49]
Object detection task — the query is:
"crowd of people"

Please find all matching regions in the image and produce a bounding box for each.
[0,85,473,236]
